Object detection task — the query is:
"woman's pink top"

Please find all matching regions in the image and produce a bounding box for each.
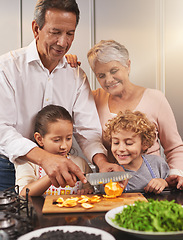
[93,88,183,173]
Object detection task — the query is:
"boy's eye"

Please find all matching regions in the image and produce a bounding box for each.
[53,139,60,142]
[113,141,119,145]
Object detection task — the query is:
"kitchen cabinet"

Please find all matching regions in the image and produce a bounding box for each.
[0,0,20,55]
[0,0,183,139]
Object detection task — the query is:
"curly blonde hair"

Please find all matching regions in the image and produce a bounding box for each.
[104,110,156,152]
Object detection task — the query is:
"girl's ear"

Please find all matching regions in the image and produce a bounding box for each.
[34,132,44,147]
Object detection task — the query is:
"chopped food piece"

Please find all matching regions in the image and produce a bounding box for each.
[70,197,79,201]
[78,198,89,203]
[63,198,77,207]
[80,195,90,199]
[89,195,101,203]
[56,203,63,208]
[81,203,94,209]
[56,197,64,203]
[103,194,117,199]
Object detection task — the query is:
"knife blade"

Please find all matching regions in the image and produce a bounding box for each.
[84,171,132,186]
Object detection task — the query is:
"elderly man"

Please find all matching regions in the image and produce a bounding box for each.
[0,0,122,191]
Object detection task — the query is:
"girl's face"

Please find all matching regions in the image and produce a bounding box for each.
[111,129,145,170]
[36,119,73,156]
[94,60,130,97]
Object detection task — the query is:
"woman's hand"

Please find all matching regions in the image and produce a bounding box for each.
[65,54,81,68]
[166,175,183,190]
[144,178,168,194]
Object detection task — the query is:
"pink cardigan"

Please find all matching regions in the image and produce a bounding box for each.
[93,88,183,173]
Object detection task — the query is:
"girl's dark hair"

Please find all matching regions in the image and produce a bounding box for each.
[35,104,73,136]
[34,0,80,29]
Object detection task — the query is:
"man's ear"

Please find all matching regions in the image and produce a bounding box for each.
[32,20,39,40]
[34,132,44,147]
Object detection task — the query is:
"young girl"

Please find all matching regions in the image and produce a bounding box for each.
[104,110,169,194]
[15,105,93,196]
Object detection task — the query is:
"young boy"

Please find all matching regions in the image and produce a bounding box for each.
[104,110,169,194]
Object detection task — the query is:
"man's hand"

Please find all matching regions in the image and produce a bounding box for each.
[166,175,183,190]
[92,153,128,190]
[22,147,87,188]
[144,178,168,194]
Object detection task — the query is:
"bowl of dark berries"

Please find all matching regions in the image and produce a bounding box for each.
[18,225,115,240]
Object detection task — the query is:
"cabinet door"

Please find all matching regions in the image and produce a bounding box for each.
[165,0,183,139]
[94,0,159,89]
[0,0,20,55]
[22,0,37,47]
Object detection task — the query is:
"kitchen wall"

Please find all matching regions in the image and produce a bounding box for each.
[0,0,183,141]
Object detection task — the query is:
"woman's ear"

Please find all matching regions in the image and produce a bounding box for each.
[34,132,44,147]
[127,60,131,75]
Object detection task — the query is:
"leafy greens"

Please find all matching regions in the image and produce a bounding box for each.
[112,199,183,232]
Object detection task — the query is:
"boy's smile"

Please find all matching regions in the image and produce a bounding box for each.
[111,129,144,171]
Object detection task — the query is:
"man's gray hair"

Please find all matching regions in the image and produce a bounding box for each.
[34,0,80,30]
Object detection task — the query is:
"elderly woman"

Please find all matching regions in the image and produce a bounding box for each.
[66,40,183,189]
[86,39,183,189]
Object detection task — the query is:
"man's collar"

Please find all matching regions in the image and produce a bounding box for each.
[27,40,68,69]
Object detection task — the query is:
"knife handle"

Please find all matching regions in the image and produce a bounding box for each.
[76,174,86,182]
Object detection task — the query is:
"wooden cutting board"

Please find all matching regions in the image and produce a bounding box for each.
[42,193,147,214]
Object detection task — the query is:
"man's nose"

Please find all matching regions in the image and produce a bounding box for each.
[57,34,67,47]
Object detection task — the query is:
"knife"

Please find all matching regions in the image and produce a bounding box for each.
[80,171,132,186]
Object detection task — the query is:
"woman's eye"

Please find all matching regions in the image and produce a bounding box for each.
[111,69,118,74]
[126,142,133,146]
[98,74,105,79]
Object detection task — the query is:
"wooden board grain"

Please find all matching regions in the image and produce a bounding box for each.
[42,193,147,214]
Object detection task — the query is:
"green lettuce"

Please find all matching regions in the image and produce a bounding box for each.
[112,199,183,232]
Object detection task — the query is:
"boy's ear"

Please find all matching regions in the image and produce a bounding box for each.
[34,132,44,147]
[141,142,149,153]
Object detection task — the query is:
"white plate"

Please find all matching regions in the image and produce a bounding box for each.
[18,225,115,240]
[105,205,183,240]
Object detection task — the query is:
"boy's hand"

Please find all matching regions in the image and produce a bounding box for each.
[144,178,168,194]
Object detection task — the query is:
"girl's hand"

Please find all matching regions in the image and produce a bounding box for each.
[77,188,94,195]
[144,178,168,194]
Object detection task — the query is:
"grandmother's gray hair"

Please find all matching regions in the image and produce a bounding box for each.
[87,40,129,71]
